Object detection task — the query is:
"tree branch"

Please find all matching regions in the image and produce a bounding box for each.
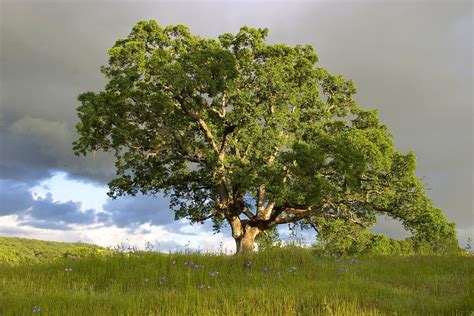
[219,124,236,157]
[269,201,329,226]
[168,129,208,165]
[209,92,227,119]
[274,214,305,224]
[221,91,227,118]
[173,100,220,155]
[269,205,310,224]
[256,185,266,215]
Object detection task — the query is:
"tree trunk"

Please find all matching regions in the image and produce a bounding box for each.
[235,226,260,255]
[227,215,260,255]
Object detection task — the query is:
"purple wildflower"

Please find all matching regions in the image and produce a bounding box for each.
[159,276,166,284]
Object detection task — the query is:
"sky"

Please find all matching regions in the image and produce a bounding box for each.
[0,0,472,251]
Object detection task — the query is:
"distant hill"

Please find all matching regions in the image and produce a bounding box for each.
[0,236,112,265]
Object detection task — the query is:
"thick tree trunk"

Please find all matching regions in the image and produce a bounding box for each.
[227,214,261,255]
[235,226,260,255]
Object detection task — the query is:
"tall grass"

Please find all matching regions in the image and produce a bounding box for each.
[0,247,472,315]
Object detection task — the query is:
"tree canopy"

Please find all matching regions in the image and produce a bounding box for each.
[74,20,457,254]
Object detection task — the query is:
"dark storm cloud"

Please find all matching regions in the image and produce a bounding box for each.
[0,0,472,243]
[27,192,96,225]
[1,1,118,185]
[0,179,98,230]
[372,216,410,240]
[100,194,221,235]
[0,180,34,215]
[102,194,175,228]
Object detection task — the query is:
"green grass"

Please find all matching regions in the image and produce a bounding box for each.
[0,239,472,315]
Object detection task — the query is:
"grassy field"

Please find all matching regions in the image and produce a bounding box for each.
[0,238,472,315]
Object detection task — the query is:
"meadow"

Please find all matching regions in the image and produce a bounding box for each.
[0,237,472,315]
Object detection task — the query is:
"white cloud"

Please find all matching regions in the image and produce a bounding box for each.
[0,215,236,253]
[31,171,108,212]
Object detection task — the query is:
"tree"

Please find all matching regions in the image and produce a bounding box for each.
[74,20,457,254]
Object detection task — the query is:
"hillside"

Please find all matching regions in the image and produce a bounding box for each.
[0,236,112,265]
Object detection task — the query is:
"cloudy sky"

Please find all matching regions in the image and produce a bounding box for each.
[0,0,472,251]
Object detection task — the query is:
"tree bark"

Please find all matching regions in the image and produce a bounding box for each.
[227,207,261,254]
[235,225,260,255]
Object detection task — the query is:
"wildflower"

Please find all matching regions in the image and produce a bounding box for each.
[32,306,41,313]
[159,276,166,284]
[349,258,359,265]
[64,267,73,272]
[337,266,346,273]
[144,278,149,283]
[287,266,297,273]
[184,261,192,266]
[192,263,201,270]
[171,259,176,265]
[262,267,269,273]
[244,261,252,268]
[198,284,206,289]
[210,271,219,277]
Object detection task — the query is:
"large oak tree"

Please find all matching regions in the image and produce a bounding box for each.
[74,21,457,254]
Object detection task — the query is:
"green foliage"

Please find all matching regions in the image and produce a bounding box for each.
[0,248,471,315]
[255,226,282,250]
[0,237,114,265]
[312,219,462,256]
[73,20,458,253]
